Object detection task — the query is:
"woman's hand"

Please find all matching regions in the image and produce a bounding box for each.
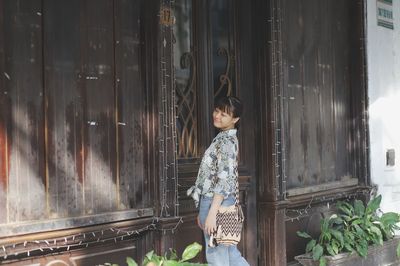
[197,215,203,229]
[203,194,224,235]
[204,210,217,236]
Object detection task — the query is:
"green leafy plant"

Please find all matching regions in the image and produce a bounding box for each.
[297,195,400,266]
[104,242,207,266]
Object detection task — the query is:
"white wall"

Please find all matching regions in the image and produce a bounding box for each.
[367,0,400,212]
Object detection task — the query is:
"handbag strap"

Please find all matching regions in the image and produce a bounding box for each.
[234,161,240,206]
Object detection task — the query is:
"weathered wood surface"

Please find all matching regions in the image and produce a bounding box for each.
[282,0,353,190]
[0,0,45,224]
[0,0,369,266]
[0,0,151,229]
[254,0,368,264]
[114,0,149,210]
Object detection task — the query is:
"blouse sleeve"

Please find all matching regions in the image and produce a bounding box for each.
[212,138,238,198]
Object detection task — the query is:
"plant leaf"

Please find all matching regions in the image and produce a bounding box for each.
[326,244,335,256]
[330,229,344,247]
[145,250,155,260]
[369,225,383,245]
[344,231,355,241]
[168,248,178,260]
[126,257,138,266]
[337,201,353,216]
[351,218,362,225]
[331,241,339,254]
[164,260,180,266]
[181,242,202,262]
[329,216,343,226]
[353,224,364,236]
[306,239,316,253]
[356,242,368,258]
[143,253,161,266]
[344,243,354,252]
[180,263,208,266]
[321,219,329,232]
[354,200,365,216]
[341,214,351,222]
[397,243,400,258]
[366,195,381,214]
[319,232,328,243]
[312,244,323,261]
[297,231,312,239]
[381,212,400,225]
[319,256,327,266]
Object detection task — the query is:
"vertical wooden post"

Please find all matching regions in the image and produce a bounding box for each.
[254,0,288,264]
[258,201,288,266]
[156,0,180,254]
[158,0,177,219]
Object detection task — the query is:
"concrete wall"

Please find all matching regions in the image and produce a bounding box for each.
[367,0,400,212]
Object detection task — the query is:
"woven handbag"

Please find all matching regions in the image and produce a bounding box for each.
[209,155,244,247]
[209,182,244,247]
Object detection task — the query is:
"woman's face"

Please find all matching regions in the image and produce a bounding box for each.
[212,107,239,131]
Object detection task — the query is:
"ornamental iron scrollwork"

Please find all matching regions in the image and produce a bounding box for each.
[176,51,198,158]
[214,47,234,99]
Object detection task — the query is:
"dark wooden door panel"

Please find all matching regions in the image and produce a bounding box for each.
[0,0,45,223]
[283,0,353,190]
[114,0,150,209]
[80,0,117,214]
[45,0,84,217]
[174,0,257,264]
[1,0,153,235]
[45,0,118,217]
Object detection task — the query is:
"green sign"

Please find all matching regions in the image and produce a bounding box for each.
[377,0,394,29]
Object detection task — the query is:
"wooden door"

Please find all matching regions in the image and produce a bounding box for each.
[252,0,369,265]
[0,2,157,263]
[173,0,257,264]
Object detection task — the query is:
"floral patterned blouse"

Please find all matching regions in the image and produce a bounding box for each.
[187,128,239,207]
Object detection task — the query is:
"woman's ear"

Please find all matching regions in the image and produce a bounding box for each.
[233,117,240,124]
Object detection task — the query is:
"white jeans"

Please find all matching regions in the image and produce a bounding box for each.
[198,196,250,266]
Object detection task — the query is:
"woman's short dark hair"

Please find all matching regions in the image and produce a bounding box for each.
[214,96,243,128]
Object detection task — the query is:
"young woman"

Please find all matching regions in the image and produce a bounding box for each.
[187,96,249,266]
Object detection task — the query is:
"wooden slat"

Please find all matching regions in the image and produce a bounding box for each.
[45,0,120,217]
[301,0,322,185]
[317,0,336,184]
[44,0,83,218]
[332,0,352,180]
[284,0,305,189]
[0,0,8,224]
[3,0,45,223]
[114,0,149,210]
[80,0,117,214]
